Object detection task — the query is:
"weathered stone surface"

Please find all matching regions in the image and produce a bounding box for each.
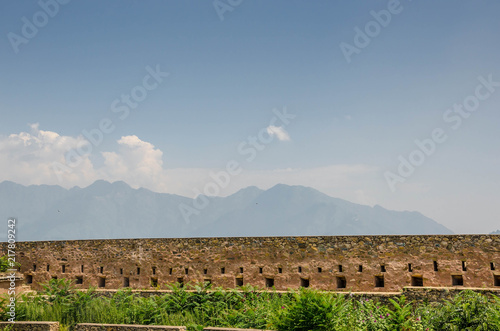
[1,235,499,292]
[74,324,186,331]
[0,321,59,331]
[74,324,185,331]
[0,272,24,294]
[401,286,500,304]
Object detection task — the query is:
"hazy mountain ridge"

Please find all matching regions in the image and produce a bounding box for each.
[0,180,453,241]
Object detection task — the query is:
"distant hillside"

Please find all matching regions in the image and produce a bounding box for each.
[0,180,453,241]
[491,230,500,235]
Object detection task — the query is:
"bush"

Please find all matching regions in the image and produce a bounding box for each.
[273,289,346,331]
[419,290,500,330]
[2,279,500,330]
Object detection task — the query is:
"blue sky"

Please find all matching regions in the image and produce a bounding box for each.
[0,0,499,233]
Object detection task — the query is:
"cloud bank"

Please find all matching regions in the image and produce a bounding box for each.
[0,125,378,205]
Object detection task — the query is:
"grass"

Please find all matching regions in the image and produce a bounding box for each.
[2,278,500,330]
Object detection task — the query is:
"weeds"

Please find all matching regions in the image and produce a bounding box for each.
[2,279,500,331]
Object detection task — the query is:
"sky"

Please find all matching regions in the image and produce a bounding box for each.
[0,0,499,234]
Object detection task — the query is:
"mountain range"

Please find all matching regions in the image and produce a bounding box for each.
[0,180,453,241]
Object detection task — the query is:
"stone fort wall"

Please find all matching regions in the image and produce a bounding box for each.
[2,235,500,292]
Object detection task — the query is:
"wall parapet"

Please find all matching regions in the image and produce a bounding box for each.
[74,324,186,331]
[0,321,59,331]
[2,235,499,292]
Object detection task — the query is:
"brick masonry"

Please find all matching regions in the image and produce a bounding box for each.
[0,321,60,331]
[74,324,186,331]
[2,235,499,292]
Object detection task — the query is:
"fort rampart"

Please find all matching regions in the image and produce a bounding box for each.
[2,235,499,292]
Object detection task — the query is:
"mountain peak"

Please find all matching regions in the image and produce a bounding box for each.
[83,180,133,194]
[110,180,132,189]
[0,180,23,188]
[264,183,331,200]
[268,183,319,193]
[232,186,263,195]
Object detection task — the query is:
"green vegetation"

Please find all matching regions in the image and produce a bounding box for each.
[2,279,500,330]
[0,256,20,273]
[0,256,8,273]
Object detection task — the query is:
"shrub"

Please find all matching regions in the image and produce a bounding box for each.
[419,290,500,330]
[2,280,500,331]
[272,288,346,331]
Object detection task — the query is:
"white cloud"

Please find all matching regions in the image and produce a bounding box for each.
[266,125,290,141]
[100,135,166,190]
[0,125,379,205]
[0,123,97,187]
